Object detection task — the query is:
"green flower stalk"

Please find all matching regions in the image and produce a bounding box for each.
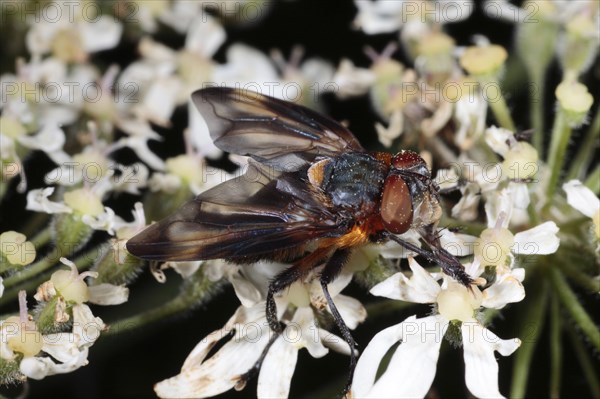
[546,80,594,203]
[459,44,516,132]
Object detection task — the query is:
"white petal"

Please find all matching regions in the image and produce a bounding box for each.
[332,58,375,99]
[439,229,478,257]
[136,77,181,126]
[329,294,366,330]
[72,304,105,347]
[26,187,72,214]
[82,206,116,234]
[352,317,406,398]
[17,124,65,153]
[116,136,166,171]
[353,315,447,398]
[213,44,279,87]
[87,284,129,305]
[230,271,263,307]
[318,328,350,356]
[485,189,514,228]
[290,307,328,358]
[41,332,79,363]
[482,269,525,309]
[508,181,530,210]
[155,327,270,398]
[257,336,298,399]
[353,0,404,34]
[485,126,513,156]
[563,180,599,218]
[166,261,202,278]
[452,182,481,221]
[81,16,123,53]
[188,100,222,159]
[185,15,226,58]
[20,349,89,380]
[513,221,560,255]
[378,230,422,258]
[370,258,440,303]
[462,321,521,399]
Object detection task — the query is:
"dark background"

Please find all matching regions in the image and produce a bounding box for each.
[1,0,598,398]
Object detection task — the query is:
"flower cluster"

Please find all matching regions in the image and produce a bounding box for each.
[0,1,598,398]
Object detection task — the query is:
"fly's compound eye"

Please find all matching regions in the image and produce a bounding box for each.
[380,175,413,234]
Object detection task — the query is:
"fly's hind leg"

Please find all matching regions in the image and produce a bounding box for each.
[239,248,332,386]
[319,248,356,397]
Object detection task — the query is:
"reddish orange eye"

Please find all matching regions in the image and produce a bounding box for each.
[380,175,413,234]
[392,151,425,169]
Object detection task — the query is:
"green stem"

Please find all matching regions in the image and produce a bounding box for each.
[0,246,99,307]
[549,293,562,399]
[2,255,58,289]
[0,181,7,203]
[530,69,545,155]
[558,260,599,293]
[566,322,600,399]
[584,165,600,194]
[103,269,221,337]
[103,296,190,337]
[566,107,600,181]
[545,111,572,207]
[510,276,548,399]
[439,215,487,236]
[549,267,600,351]
[30,226,52,249]
[487,83,516,132]
[21,213,50,239]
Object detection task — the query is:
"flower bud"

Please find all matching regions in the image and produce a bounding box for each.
[460,45,507,78]
[437,282,481,322]
[555,81,594,127]
[417,31,455,80]
[4,316,43,358]
[516,1,559,73]
[0,116,26,139]
[502,141,539,180]
[474,228,515,268]
[0,231,36,266]
[558,14,599,77]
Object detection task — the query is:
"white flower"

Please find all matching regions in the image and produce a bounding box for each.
[155,262,365,398]
[475,211,560,272]
[26,3,122,59]
[26,187,72,214]
[332,58,376,99]
[454,86,488,150]
[354,0,474,35]
[212,44,279,89]
[15,124,70,165]
[20,304,105,379]
[353,258,522,398]
[563,179,600,239]
[375,110,403,148]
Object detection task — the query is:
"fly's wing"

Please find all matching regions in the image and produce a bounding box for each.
[192,87,364,171]
[126,162,344,262]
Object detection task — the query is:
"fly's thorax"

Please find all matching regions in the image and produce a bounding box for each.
[308,152,388,217]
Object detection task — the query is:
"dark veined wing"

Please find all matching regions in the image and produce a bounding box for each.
[126,162,346,262]
[191,87,364,171]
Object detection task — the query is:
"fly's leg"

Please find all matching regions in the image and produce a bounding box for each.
[240,248,332,387]
[319,248,356,397]
[387,232,473,287]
